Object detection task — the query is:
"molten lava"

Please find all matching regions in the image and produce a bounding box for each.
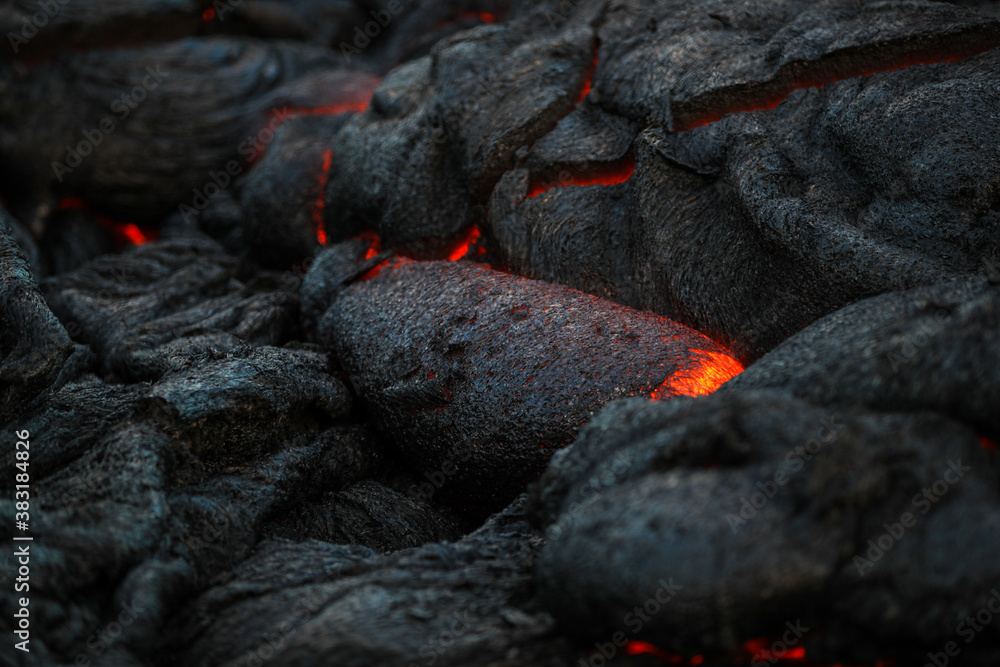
[312,148,333,245]
[58,197,155,247]
[676,42,998,132]
[444,225,483,261]
[649,349,744,399]
[524,154,636,199]
[575,46,599,104]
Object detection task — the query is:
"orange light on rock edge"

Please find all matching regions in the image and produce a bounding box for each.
[650,349,744,400]
[312,148,333,245]
[57,197,155,247]
[524,155,636,200]
[676,42,998,132]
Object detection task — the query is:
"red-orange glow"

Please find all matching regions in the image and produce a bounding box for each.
[116,223,151,245]
[312,148,333,245]
[284,100,371,116]
[981,436,998,452]
[58,197,87,211]
[650,349,743,400]
[438,11,499,28]
[351,230,383,260]
[358,256,413,281]
[202,8,215,21]
[742,638,807,663]
[57,197,155,247]
[624,641,686,663]
[676,43,997,132]
[444,225,482,261]
[359,259,392,281]
[525,154,635,199]
[575,48,598,104]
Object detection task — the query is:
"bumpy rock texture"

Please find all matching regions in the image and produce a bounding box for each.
[310,244,742,511]
[162,498,577,667]
[532,279,1000,665]
[2,0,1000,665]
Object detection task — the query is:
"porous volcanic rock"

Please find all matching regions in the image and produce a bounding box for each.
[41,237,300,382]
[164,498,577,667]
[490,45,1000,362]
[0,36,376,228]
[532,390,1000,666]
[311,244,742,511]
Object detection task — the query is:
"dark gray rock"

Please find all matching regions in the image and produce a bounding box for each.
[0,37,369,228]
[721,278,1000,437]
[488,46,1000,362]
[532,391,1000,665]
[594,0,1000,130]
[138,344,353,460]
[261,479,462,552]
[0,208,81,422]
[313,249,743,511]
[165,498,577,667]
[42,238,299,382]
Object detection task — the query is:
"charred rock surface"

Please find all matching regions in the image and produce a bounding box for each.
[239,114,354,265]
[261,479,462,552]
[0,37,375,228]
[531,391,1000,665]
[0,347,393,665]
[490,46,1000,362]
[165,498,577,667]
[0,0,204,62]
[594,0,1000,130]
[721,278,1000,438]
[321,17,596,252]
[312,249,742,511]
[1,210,82,422]
[41,238,300,382]
[137,344,354,460]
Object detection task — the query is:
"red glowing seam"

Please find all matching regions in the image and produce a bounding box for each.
[623,641,692,664]
[444,225,482,261]
[57,197,154,246]
[675,44,997,132]
[742,638,807,663]
[354,224,483,280]
[981,436,998,452]
[649,349,744,400]
[524,154,636,200]
[435,11,499,29]
[358,256,417,281]
[312,148,333,245]
[575,44,599,105]
[282,101,371,116]
[202,8,215,21]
